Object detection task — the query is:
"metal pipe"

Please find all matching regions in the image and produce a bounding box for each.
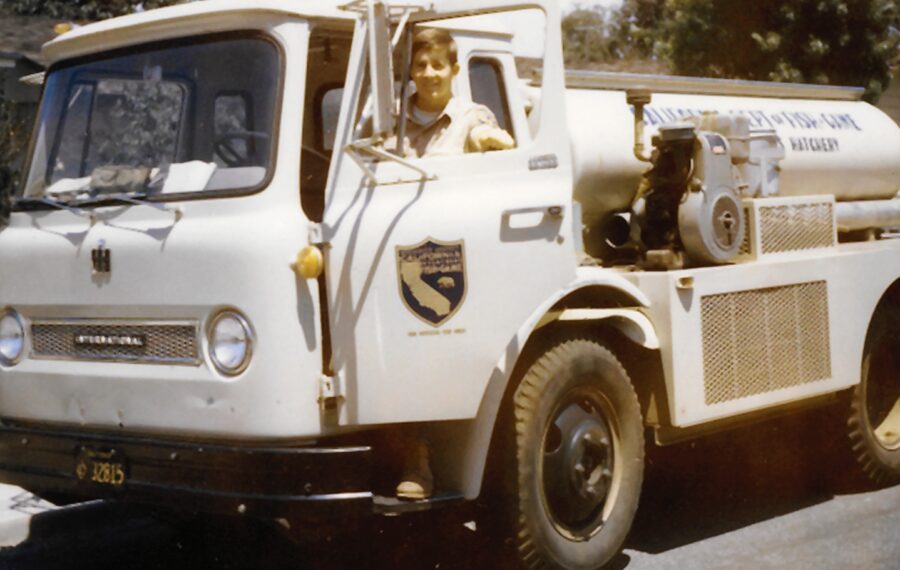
[603,212,633,248]
[626,89,653,163]
[835,199,900,232]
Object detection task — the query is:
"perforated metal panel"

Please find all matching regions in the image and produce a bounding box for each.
[31,320,199,365]
[701,281,831,405]
[759,203,834,254]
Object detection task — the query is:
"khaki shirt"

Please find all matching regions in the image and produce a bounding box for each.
[400,98,503,158]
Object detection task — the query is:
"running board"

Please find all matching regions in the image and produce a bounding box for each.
[373,492,464,515]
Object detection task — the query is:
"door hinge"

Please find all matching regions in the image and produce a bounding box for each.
[308,222,325,245]
[318,374,344,412]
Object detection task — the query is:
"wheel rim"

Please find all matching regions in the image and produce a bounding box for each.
[541,387,620,541]
[867,341,900,451]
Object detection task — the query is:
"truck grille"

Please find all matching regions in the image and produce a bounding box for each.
[701,281,831,405]
[30,320,200,365]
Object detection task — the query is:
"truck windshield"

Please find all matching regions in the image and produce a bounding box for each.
[19,34,280,203]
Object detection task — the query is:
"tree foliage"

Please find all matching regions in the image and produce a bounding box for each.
[562,8,614,65]
[0,99,30,198]
[611,0,666,59]
[659,0,898,100]
[562,1,667,65]
[562,0,898,101]
[5,0,179,21]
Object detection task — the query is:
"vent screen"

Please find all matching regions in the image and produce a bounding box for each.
[701,281,831,405]
[759,203,834,254]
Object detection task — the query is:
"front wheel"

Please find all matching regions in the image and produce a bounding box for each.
[848,311,900,485]
[513,337,644,569]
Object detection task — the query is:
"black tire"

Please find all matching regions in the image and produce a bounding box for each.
[512,337,644,569]
[848,310,900,485]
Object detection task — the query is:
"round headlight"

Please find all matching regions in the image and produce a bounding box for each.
[0,309,26,366]
[208,311,252,375]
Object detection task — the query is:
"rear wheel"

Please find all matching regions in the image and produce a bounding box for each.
[848,311,900,484]
[512,337,644,569]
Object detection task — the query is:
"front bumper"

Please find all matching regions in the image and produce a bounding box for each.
[0,423,372,520]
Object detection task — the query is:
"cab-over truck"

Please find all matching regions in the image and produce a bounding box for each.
[0,1,898,568]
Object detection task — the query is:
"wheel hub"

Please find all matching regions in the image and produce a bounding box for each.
[570,425,612,503]
[543,397,615,537]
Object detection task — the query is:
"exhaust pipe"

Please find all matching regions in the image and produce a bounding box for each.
[602,212,634,249]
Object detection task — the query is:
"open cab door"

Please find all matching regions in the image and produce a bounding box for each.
[322,0,576,429]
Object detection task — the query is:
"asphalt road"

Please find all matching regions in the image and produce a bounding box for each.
[1,404,898,569]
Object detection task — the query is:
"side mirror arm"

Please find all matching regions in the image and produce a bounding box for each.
[345,139,435,185]
[395,25,412,157]
[365,0,395,140]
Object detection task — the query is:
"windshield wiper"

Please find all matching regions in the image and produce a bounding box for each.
[14,195,95,222]
[73,192,182,221]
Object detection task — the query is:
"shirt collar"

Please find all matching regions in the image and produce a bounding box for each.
[408,97,462,127]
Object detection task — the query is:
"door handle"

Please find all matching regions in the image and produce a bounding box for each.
[502,205,565,219]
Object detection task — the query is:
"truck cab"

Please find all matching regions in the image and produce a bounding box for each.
[0,0,578,528]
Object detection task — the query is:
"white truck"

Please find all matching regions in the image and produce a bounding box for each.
[0,1,899,567]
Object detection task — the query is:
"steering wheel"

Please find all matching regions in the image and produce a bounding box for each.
[214,131,270,167]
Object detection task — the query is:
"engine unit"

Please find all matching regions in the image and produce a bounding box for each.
[636,113,787,267]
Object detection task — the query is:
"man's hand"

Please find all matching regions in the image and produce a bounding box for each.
[470,125,515,152]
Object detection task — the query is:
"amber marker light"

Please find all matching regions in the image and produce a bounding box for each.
[294,246,324,279]
[53,22,73,35]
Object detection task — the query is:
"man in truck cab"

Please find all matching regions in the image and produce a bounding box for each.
[396,27,515,158]
[391,27,514,501]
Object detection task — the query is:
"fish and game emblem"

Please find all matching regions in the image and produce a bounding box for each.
[396,239,467,327]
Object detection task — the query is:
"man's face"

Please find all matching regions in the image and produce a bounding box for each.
[411,45,459,112]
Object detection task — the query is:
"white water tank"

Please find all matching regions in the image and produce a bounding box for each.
[532,72,900,226]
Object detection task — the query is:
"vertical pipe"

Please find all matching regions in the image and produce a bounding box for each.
[626,89,653,163]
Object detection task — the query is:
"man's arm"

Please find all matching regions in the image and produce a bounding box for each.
[469,123,515,152]
[465,104,515,152]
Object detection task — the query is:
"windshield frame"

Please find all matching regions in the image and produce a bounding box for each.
[14,30,286,210]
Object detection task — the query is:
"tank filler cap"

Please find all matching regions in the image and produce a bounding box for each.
[658,123,696,143]
[626,89,652,106]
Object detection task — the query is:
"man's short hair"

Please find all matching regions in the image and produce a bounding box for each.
[411,28,458,66]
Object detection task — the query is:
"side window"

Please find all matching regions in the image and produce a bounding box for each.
[214,92,258,167]
[468,57,512,136]
[301,30,353,222]
[318,87,344,152]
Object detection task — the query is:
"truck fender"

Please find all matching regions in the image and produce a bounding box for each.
[535,308,659,350]
[451,269,656,499]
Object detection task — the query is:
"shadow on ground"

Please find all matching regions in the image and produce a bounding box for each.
[0,404,878,569]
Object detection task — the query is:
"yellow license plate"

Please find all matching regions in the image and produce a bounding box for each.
[75,449,127,487]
